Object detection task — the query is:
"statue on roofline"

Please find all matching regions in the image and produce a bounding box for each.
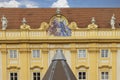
[20,17,31,30]
[87,17,98,29]
[1,15,8,30]
[110,14,116,29]
[91,17,96,24]
[56,8,61,14]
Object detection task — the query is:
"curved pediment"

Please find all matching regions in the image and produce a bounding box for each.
[30,66,43,70]
[76,65,89,69]
[7,66,20,70]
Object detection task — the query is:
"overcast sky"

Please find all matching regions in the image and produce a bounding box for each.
[0,0,120,8]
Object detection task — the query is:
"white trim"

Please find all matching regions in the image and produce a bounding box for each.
[0,51,2,80]
[117,50,120,80]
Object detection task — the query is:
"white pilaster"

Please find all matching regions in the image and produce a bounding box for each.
[117,47,120,80]
[0,51,2,80]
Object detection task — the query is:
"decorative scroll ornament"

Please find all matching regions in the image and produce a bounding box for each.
[47,9,71,36]
[39,22,49,30]
[110,14,116,29]
[88,17,98,29]
[20,17,31,30]
[1,15,8,30]
[69,22,78,30]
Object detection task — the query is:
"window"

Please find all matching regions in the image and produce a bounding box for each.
[78,50,86,58]
[9,50,17,58]
[78,72,86,80]
[33,72,40,80]
[101,49,109,58]
[32,50,40,58]
[101,72,109,80]
[10,72,18,80]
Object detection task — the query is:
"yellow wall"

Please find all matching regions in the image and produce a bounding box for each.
[0,28,119,80]
[0,43,118,80]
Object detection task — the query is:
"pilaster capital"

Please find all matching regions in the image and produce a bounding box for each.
[42,49,48,53]
[110,47,117,52]
[70,48,77,53]
[0,49,7,53]
[19,48,29,53]
[88,48,99,53]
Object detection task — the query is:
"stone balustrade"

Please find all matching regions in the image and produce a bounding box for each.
[0,28,120,41]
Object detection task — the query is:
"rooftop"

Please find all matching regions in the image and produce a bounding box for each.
[0,8,120,29]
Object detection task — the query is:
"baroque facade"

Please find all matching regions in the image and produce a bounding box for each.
[0,8,120,80]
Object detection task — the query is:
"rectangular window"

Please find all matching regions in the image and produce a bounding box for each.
[78,50,86,58]
[32,50,40,58]
[101,49,109,58]
[9,50,17,58]
[101,72,109,80]
[10,72,18,80]
[33,72,40,80]
[78,72,86,80]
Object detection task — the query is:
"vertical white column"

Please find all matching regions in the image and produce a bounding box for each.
[48,50,55,66]
[117,48,120,80]
[64,50,71,67]
[0,51,2,80]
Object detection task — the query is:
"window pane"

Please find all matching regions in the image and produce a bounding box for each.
[101,53,104,57]
[14,51,17,58]
[10,53,13,58]
[37,77,40,80]
[14,73,17,76]
[34,77,36,80]
[37,51,40,57]
[33,73,36,76]
[105,72,108,79]
[15,77,17,80]
[37,73,40,76]
[101,72,104,79]
[83,72,86,79]
[10,73,13,76]
[10,77,13,80]
[79,72,82,79]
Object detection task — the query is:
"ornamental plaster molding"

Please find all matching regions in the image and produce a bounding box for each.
[99,65,112,69]
[87,17,98,30]
[20,24,31,30]
[20,17,31,30]
[39,22,49,30]
[30,66,43,70]
[69,22,78,30]
[7,66,20,70]
[76,65,89,69]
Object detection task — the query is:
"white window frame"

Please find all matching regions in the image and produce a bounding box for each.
[32,50,40,58]
[9,50,18,59]
[78,71,86,80]
[100,49,109,58]
[32,72,40,80]
[9,72,18,80]
[101,72,109,80]
[78,49,86,58]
